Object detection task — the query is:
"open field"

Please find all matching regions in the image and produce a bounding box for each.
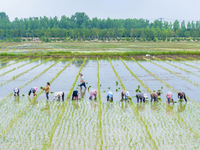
[0,57,200,149]
[1,42,200,57]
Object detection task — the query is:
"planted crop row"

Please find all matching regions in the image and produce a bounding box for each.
[97,57,103,149]
[0,58,63,106]
[131,58,200,106]
[0,57,27,70]
[4,43,16,52]
[144,58,199,86]
[188,57,200,65]
[31,43,42,54]
[176,57,200,67]
[21,44,22,54]
[131,58,200,141]
[11,43,18,53]
[0,57,8,62]
[0,58,40,77]
[167,57,200,70]
[108,57,159,150]
[27,44,32,54]
[0,43,11,50]
[0,58,52,87]
[36,43,48,52]
[0,58,72,137]
[46,58,86,149]
[154,57,200,77]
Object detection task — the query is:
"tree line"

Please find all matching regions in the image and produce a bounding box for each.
[1,12,200,41]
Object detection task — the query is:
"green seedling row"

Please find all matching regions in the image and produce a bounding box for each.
[27,44,32,54]
[97,57,103,149]
[21,44,22,54]
[0,58,52,87]
[0,57,28,70]
[0,58,62,106]
[188,57,200,65]
[144,57,199,86]
[167,57,200,70]
[4,43,16,52]
[132,58,200,140]
[31,43,42,54]
[0,43,12,50]
[0,57,40,77]
[0,58,71,137]
[109,57,159,150]
[35,43,48,52]
[12,43,18,53]
[154,57,200,77]
[46,58,86,149]
[176,57,200,68]
[0,57,8,62]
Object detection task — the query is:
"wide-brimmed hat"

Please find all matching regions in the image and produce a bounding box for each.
[143,94,148,99]
[126,91,130,97]
[14,88,18,92]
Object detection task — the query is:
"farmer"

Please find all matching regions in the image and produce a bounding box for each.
[72,90,79,100]
[107,91,113,101]
[53,91,64,101]
[136,93,148,103]
[80,73,87,89]
[150,92,161,102]
[89,89,97,100]
[166,92,174,104]
[178,92,187,102]
[13,87,20,96]
[43,82,50,100]
[28,87,38,97]
[121,91,130,100]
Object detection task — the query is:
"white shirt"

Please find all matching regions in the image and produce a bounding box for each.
[81,76,84,83]
[54,92,63,98]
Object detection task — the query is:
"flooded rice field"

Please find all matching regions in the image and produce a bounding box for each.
[0,57,200,149]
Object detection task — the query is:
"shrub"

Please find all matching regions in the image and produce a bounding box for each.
[153,38,157,42]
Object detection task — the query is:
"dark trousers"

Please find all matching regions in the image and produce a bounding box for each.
[80,82,86,88]
[180,95,187,102]
[107,96,113,101]
[14,92,19,96]
[150,95,158,102]
[46,92,49,99]
[72,91,78,100]
[28,90,35,96]
[62,92,64,101]
[137,96,145,103]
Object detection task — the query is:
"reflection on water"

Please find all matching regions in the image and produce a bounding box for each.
[136,103,145,111]
[150,102,161,111]
[80,88,86,99]
[177,102,186,113]
[106,101,113,110]
[90,101,97,109]
[72,101,79,109]
[72,60,89,67]
[166,104,174,116]
[120,101,129,113]
[41,101,50,115]
[14,96,20,104]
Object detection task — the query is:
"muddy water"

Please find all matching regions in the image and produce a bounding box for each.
[0,58,200,149]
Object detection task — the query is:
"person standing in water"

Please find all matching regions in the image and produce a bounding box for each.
[166,92,174,104]
[89,89,97,100]
[43,82,50,100]
[121,91,130,100]
[53,91,64,101]
[178,92,187,102]
[136,93,148,103]
[13,87,20,96]
[72,90,79,100]
[28,87,38,97]
[150,92,161,102]
[80,73,87,89]
[107,91,113,101]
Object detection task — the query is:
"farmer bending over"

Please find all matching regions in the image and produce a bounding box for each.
[80,73,87,89]
[136,93,148,103]
[150,92,160,102]
[43,82,50,100]
[107,91,113,101]
[166,92,174,104]
[89,89,97,100]
[28,87,38,97]
[13,87,20,96]
[53,91,64,101]
[178,92,187,102]
[121,91,130,100]
[72,90,79,100]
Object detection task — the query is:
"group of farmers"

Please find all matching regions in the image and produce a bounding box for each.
[13,73,187,103]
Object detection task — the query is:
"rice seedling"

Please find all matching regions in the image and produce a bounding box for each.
[144,58,199,86]
[0,57,40,77]
[0,58,74,139]
[154,57,200,77]
[27,44,32,54]
[167,57,200,70]
[12,43,18,53]
[108,87,110,89]
[0,57,28,70]
[4,43,16,52]
[31,43,42,54]
[0,58,52,87]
